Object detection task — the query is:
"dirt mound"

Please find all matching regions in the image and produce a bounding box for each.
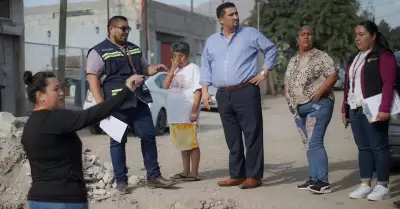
[0,113,29,209]
[0,112,143,208]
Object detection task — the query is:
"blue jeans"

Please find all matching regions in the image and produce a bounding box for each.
[294,98,333,183]
[111,101,161,183]
[28,201,88,209]
[349,108,390,185]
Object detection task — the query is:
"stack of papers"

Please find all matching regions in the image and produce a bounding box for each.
[84,91,128,142]
[362,92,400,123]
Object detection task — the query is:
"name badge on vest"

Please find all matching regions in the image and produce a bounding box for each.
[348,93,357,109]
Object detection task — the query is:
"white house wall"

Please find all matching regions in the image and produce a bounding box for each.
[24,0,217,70]
[24,0,142,72]
[149,1,217,66]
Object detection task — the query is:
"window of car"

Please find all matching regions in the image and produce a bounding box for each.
[391,118,400,126]
[155,74,167,89]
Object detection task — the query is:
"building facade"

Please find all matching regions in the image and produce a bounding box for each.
[24,0,217,73]
[0,0,25,116]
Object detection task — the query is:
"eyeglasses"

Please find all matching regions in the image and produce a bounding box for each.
[115,26,132,32]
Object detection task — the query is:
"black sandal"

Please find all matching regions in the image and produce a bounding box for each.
[181,176,201,181]
[171,173,188,179]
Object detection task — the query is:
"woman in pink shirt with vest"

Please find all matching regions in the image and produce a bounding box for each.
[342,20,397,201]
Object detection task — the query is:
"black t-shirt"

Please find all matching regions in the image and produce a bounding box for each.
[21,86,131,203]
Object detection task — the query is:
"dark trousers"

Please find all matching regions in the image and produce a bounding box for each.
[216,84,264,179]
[349,108,390,185]
[111,101,161,184]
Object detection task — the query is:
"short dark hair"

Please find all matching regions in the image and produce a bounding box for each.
[172,41,190,56]
[216,2,236,18]
[357,20,391,51]
[23,71,56,104]
[107,16,128,33]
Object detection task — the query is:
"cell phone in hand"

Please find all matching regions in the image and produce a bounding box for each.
[345,120,350,129]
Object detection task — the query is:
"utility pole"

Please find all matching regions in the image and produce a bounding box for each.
[257,0,260,29]
[107,0,110,20]
[142,0,151,63]
[191,0,193,12]
[58,0,67,86]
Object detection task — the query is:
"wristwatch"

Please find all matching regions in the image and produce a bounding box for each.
[260,69,267,77]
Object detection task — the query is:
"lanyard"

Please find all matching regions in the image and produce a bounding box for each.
[120,48,137,74]
[350,53,366,93]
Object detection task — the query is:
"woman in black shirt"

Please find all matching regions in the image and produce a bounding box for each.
[21,70,143,209]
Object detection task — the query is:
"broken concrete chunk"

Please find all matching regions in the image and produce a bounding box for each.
[128,175,140,186]
[96,180,105,189]
[0,112,16,134]
[102,172,114,184]
[93,189,107,196]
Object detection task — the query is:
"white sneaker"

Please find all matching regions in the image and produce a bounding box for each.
[367,185,391,201]
[349,183,373,199]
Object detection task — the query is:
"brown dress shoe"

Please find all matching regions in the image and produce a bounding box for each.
[239,178,262,189]
[217,178,245,187]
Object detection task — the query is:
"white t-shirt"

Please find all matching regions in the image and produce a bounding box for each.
[166,63,202,124]
[348,50,370,106]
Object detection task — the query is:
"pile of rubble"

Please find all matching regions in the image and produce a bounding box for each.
[0,112,29,209]
[0,112,145,208]
[83,149,117,201]
[171,198,239,209]
[82,149,146,202]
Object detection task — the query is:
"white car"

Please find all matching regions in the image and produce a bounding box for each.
[87,72,169,136]
[200,86,218,110]
[87,72,218,135]
[145,72,169,135]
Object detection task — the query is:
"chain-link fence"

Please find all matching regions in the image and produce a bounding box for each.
[25,42,89,111]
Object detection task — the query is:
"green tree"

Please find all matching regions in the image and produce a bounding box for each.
[378,19,391,38]
[294,0,360,64]
[389,27,400,51]
[247,0,300,54]
[246,0,300,83]
[247,0,361,66]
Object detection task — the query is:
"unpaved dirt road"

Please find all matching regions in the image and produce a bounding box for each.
[79,92,400,209]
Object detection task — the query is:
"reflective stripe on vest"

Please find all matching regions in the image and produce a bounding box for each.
[101,48,141,60]
[111,88,123,96]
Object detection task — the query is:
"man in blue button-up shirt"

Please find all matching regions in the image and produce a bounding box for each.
[200,2,278,189]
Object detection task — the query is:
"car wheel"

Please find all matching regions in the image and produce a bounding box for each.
[155,108,167,136]
[89,123,102,135]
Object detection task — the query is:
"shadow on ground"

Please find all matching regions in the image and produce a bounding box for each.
[199,160,361,193]
[198,123,222,133]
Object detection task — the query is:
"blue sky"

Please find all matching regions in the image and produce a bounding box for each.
[24,0,400,27]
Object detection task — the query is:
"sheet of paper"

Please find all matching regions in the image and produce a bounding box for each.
[99,116,128,143]
[362,92,400,123]
[83,90,97,109]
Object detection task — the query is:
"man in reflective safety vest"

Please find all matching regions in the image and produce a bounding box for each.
[86,16,176,193]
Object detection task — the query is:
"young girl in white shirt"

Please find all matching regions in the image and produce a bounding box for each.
[163,42,202,181]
